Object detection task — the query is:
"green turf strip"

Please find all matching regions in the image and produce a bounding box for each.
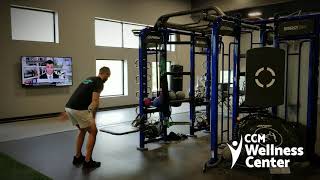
[0,152,51,180]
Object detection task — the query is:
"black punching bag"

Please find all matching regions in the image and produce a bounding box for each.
[170,65,183,92]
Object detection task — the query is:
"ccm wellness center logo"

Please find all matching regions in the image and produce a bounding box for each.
[227,134,304,168]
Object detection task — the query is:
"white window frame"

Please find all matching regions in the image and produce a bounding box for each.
[95,17,151,49]
[168,34,176,52]
[152,61,172,92]
[96,59,128,97]
[123,23,146,49]
[10,5,59,43]
[95,18,123,47]
[94,18,177,51]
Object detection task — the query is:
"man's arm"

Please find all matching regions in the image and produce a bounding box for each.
[90,92,100,119]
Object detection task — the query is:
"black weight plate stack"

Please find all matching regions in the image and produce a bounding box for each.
[170,65,183,92]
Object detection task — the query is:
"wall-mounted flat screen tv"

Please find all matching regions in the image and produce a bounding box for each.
[21,56,72,87]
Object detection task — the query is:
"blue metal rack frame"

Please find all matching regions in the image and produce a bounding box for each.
[137,28,211,150]
[137,9,319,171]
[204,12,320,172]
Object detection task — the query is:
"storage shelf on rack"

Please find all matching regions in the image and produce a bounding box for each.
[165,72,190,76]
[195,100,209,106]
[169,98,191,104]
[144,106,160,114]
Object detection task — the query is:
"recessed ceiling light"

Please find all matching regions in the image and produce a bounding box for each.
[248,11,262,17]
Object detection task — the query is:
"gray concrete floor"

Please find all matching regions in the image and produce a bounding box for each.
[0,126,267,180]
[0,103,200,142]
[0,107,320,180]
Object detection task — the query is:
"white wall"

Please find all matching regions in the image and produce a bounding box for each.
[191,0,293,11]
[0,0,194,119]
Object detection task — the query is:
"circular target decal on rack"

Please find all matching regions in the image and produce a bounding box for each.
[254,67,276,88]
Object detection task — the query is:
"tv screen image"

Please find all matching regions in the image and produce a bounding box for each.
[21,56,72,87]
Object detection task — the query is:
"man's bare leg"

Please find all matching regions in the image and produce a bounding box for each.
[76,125,87,157]
[85,123,98,162]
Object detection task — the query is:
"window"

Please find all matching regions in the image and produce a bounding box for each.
[10,6,59,43]
[167,34,176,52]
[95,18,149,49]
[94,18,176,51]
[219,70,233,84]
[219,71,246,90]
[123,23,145,48]
[95,19,122,47]
[152,61,171,92]
[96,59,128,97]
